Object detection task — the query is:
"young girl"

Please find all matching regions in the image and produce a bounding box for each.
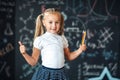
[18,8,86,80]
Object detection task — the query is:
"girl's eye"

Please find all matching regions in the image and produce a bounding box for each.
[56,22,58,24]
[56,22,60,24]
[49,21,52,24]
[48,21,60,24]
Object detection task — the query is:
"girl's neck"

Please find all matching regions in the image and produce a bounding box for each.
[46,31,58,35]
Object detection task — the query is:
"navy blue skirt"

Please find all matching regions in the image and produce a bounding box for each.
[31,66,69,80]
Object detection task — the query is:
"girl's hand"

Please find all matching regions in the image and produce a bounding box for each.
[80,44,86,52]
[18,41,26,54]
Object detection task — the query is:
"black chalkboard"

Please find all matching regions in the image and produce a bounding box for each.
[15,0,120,80]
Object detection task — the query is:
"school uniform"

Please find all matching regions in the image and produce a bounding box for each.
[31,32,69,80]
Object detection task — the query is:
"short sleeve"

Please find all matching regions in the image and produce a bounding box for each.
[33,37,43,50]
[62,35,69,48]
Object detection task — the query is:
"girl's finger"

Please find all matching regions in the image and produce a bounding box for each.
[18,41,23,46]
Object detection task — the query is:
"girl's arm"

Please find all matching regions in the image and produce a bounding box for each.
[64,44,86,61]
[18,41,40,66]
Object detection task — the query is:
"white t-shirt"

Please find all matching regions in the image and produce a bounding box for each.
[33,32,68,68]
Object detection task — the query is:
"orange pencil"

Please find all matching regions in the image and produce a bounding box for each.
[81,31,86,45]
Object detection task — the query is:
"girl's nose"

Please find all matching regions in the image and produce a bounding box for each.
[52,23,56,28]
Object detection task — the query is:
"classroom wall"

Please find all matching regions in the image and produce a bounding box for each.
[0,0,120,80]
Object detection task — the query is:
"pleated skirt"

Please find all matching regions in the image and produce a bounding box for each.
[31,66,69,80]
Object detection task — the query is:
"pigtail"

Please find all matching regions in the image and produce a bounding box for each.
[58,14,64,35]
[56,13,64,35]
[34,14,44,40]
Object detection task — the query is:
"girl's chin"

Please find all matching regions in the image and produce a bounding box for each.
[49,31,58,34]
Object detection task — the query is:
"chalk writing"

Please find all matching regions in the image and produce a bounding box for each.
[102,50,117,60]
[87,27,114,49]
[4,22,14,36]
[19,8,34,34]
[78,64,81,80]
[0,1,15,19]
[0,43,14,57]
[83,62,104,76]
[108,63,118,76]
[0,61,11,77]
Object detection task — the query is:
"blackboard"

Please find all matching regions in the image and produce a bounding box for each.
[15,0,120,80]
[0,0,15,80]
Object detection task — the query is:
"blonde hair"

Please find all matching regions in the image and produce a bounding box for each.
[34,8,64,39]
